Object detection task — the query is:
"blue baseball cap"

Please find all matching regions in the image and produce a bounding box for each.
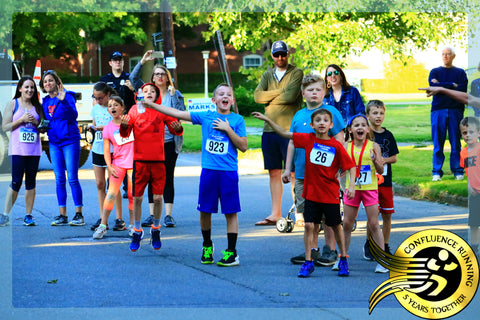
[110,51,123,60]
[271,40,288,55]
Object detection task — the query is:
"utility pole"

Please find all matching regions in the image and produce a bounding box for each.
[160,1,177,88]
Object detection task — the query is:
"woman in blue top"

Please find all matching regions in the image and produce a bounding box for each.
[323,64,365,125]
[130,50,186,228]
[40,70,84,226]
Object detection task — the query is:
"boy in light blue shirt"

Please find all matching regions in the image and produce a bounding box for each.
[144,83,247,266]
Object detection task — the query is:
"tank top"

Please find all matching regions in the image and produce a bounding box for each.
[8,99,42,156]
[346,140,377,190]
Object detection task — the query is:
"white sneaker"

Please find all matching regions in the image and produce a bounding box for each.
[375,263,389,273]
[432,175,441,182]
[93,225,107,239]
[332,259,340,271]
[455,175,464,180]
[128,225,134,237]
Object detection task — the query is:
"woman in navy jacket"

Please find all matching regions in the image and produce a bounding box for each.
[40,70,84,226]
[323,64,365,125]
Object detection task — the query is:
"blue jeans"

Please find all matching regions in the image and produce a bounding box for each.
[49,141,83,208]
[431,109,464,177]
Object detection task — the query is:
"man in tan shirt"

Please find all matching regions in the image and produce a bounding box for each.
[254,40,303,225]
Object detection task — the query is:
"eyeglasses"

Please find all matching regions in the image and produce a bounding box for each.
[326,70,340,77]
[92,94,106,101]
[272,52,287,58]
[154,72,167,78]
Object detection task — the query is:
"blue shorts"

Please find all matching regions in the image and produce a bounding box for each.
[261,132,289,170]
[304,200,341,226]
[197,168,241,214]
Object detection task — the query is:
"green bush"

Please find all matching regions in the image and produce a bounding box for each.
[234,86,264,116]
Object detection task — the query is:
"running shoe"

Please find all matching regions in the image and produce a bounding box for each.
[0,213,9,227]
[316,245,338,266]
[298,260,314,277]
[91,218,108,231]
[385,243,392,255]
[112,219,126,231]
[141,215,154,227]
[291,248,320,265]
[51,215,68,226]
[164,215,176,227]
[363,240,374,261]
[128,225,134,237]
[93,225,107,239]
[130,228,144,252]
[69,213,85,226]
[375,263,389,273]
[332,259,340,271]
[150,226,162,250]
[217,249,239,267]
[201,245,214,264]
[23,214,36,226]
[338,257,349,277]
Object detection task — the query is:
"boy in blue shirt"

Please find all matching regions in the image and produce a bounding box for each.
[144,83,247,266]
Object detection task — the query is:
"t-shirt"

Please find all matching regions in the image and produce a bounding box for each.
[190,110,247,172]
[290,105,345,179]
[460,144,480,193]
[90,104,112,155]
[293,133,355,204]
[102,121,134,169]
[372,128,399,187]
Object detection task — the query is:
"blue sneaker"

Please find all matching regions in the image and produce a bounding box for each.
[130,228,144,252]
[150,227,161,250]
[298,260,314,277]
[338,257,349,277]
[23,214,36,226]
[0,213,10,227]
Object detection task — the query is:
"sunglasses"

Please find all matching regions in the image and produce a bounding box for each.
[326,70,340,77]
[43,70,55,75]
[272,52,287,58]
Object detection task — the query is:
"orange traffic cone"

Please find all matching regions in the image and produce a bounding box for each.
[33,60,41,86]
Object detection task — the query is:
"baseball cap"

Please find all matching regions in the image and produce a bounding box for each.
[271,41,288,55]
[110,51,123,60]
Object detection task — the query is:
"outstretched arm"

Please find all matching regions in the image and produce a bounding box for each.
[418,86,475,105]
[251,111,293,139]
[143,100,192,121]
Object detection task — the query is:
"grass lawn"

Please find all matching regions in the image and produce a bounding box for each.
[179,101,468,205]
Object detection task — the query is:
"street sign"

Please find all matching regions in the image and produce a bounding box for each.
[187,98,215,112]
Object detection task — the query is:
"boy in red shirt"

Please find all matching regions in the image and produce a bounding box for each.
[460,116,480,254]
[253,109,356,277]
[120,83,183,252]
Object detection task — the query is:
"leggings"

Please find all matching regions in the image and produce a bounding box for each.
[148,141,178,204]
[49,141,83,208]
[10,155,40,192]
[104,166,133,211]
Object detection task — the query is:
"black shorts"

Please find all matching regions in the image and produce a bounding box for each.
[304,200,341,226]
[92,152,112,167]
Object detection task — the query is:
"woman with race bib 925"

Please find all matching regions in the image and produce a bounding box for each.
[1,76,43,227]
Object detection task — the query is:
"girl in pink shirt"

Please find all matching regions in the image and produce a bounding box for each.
[93,96,134,239]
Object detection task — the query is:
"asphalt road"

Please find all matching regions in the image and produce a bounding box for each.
[0,152,478,320]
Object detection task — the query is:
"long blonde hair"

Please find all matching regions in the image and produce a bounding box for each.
[151,65,175,95]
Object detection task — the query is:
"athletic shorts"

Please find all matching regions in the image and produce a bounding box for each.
[304,200,341,226]
[197,168,240,214]
[294,178,305,214]
[344,189,378,208]
[92,152,112,168]
[469,193,480,227]
[261,132,289,170]
[378,186,395,214]
[132,161,165,197]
